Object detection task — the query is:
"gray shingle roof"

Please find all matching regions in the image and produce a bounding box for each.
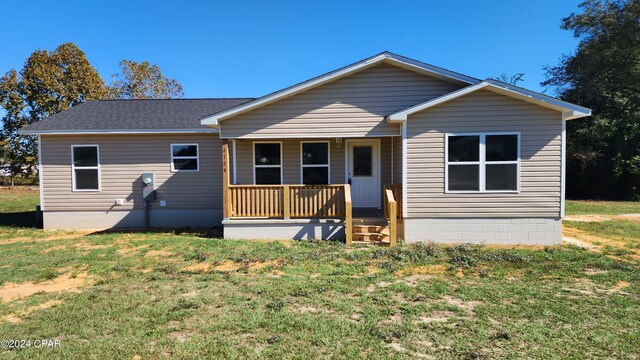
[20,98,254,133]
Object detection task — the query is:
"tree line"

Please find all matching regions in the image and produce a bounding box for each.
[0,43,183,185]
[2,0,639,199]
[544,0,640,199]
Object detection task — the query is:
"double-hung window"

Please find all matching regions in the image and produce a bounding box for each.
[254,142,282,184]
[171,144,199,172]
[446,133,519,192]
[301,142,330,184]
[72,145,100,191]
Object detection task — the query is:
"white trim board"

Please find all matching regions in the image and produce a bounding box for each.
[387,81,591,122]
[170,143,200,173]
[38,135,45,211]
[401,122,408,218]
[253,141,284,185]
[201,52,478,126]
[444,132,521,194]
[71,144,101,192]
[344,138,382,209]
[561,114,567,218]
[300,141,331,184]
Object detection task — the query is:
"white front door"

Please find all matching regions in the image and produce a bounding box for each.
[347,140,380,208]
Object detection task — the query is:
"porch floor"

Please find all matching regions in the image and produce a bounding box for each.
[353,208,386,225]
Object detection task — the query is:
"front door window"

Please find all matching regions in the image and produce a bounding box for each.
[352,146,372,176]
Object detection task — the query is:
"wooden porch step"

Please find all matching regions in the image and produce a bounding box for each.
[352,225,389,234]
[352,232,389,242]
[352,240,391,246]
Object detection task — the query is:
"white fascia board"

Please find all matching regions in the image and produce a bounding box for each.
[387,81,592,122]
[19,128,219,135]
[200,52,479,126]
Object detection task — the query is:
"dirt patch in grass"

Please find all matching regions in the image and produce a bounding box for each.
[564,215,610,222]
[2,300,63,323]
[616,214,640,221]
[42,242,110,254]
[42,245,67,253]
[442,296,481,315]
[395,264,447,277]
[145,249,174,258]
[247,259,284,272]
[1,232,88,245]
[169,331,194,343]
[214,260,241,272]
[267,270,285,277]
[387,342,432,359]
[73,242,110,250]
[117,245,150,255]
[416,311,456,324]
[181,263,212,273]
[562,279,631,297]
[0,271,94,302]
[563,225,640,259]
[565,214,640,223]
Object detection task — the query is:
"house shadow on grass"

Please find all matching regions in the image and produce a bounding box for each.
[0,211,38,228]
[86,226,224,239]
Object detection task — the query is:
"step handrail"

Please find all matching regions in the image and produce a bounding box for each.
[384,189,398,247]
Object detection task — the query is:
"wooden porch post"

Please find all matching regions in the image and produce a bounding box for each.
[222,140,230,220]
[283,185,290,220]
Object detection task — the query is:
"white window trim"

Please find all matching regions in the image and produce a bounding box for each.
[171,143,200,172]
[71,144,101,192]
[445,132,520,194]
[253,141,283,185]
[300,141,331,184]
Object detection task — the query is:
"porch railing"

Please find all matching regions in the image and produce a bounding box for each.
[227,184,353,244]
[227,184,348,219]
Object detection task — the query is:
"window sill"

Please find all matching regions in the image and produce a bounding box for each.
[445,190,520,194]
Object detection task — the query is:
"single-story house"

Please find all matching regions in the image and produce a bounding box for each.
[20,52,591,245]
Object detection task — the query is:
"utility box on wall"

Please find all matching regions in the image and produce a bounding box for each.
[142,173,155,202]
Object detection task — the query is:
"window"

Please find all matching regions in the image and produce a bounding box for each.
[352,145,373,176]
[171,144,199,172]
[254,142,282,184]
[446,133,519,192]
[301,142,330,184]
[72,145,100,191]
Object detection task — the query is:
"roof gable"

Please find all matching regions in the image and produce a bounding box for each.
[200,52,479,126]
[386,80,592,122]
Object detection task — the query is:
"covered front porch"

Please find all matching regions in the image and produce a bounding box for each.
[220,138,403,245]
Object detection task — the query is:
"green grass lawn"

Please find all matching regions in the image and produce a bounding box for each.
[1,189,639,359]
[566,200,640,215]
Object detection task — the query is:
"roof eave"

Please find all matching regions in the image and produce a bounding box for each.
[19,128,220,135]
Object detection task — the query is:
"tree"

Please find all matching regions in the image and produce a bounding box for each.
[543,0,640,199]
[0,43,106,185]
[493,73,525,86]
[108,60,183,99]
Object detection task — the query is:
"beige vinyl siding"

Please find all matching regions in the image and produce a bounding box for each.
[220,63,462,139]
[41,134,221,211]
[233,138,392,194]
[392,136,402,184]
[406,90,562,218]
[381,137,392,189]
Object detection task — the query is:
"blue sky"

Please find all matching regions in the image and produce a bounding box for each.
[0,0,583,98]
